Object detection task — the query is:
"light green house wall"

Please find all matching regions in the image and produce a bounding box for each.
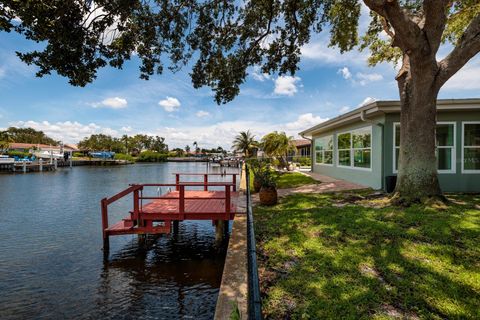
[311,110,480,192]
[312,116,385,189]
[384,111,480,192]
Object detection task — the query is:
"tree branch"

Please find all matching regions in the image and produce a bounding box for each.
[423,0,449,54]
[363,0,423,53]
[436,14,480,88]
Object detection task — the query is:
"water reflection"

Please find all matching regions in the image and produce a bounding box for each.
[97,222,229,319]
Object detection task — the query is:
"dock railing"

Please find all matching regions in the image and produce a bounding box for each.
[245,164,263,319]
[101,173,240,236]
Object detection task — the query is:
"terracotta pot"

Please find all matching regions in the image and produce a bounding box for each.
[259,186,278,206]
[253,177,262,193]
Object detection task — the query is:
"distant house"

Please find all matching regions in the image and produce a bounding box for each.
[291,139,311,157]
[299,99,480,192]
[9,143,79,153]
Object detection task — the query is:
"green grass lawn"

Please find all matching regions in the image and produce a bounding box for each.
[276,172,319,189]
[249,171,318,191]
[254,192,480,319]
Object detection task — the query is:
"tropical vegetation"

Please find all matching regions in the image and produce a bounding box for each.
[78,133,168,154]
[0,127,59,145]
[4,1,480,204]
[255,191,480,319]
[261,131,296,167]
[233,131,258,158]
[137,150,168,162]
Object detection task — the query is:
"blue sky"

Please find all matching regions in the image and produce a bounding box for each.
[1,14,479,149]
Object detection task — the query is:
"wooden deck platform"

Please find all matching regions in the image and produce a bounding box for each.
[101,173,242,247]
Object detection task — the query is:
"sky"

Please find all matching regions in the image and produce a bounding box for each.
[1,8,479,150]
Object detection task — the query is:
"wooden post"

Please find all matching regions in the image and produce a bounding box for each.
[172,220,179,234]
[133,187,140,222]
[215,220,225,243]
[179,185,185,216]
[176,174,180,191]
[225,185,231,214]
[101,198,109,250]
[39,159,43,172]
[204,174,208,191]
[54,158,58,170]
[232,174,237,192]
[22,161,26,173]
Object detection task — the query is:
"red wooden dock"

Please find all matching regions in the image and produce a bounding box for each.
[101,173,240,248]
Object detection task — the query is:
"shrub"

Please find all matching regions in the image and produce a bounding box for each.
[137,151,168,162]
[114,153,136,162]
[73,152,84,157]
[294,156,311,166]
[8,150,31,158]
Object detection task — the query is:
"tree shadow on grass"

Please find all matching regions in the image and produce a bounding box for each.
[254,194,480,319]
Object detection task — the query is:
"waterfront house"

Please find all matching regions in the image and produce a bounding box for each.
[299,98,480,192]
[291,139,311,158]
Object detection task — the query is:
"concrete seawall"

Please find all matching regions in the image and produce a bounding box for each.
[214,165,248,319]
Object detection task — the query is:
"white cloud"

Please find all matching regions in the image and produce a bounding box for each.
[356,72,383,85]
[121,126,132,132]
[195,110,210,118]
[442,59,480,91]
[338,67,383,86]
[285,113,328,131]
[9,120,119,143]
[159,96,181,112]
[251,66,271,82]
[274,76,301,96]
[358,97,376,107]
[90,97,128,109]
[0,67,5,79]
[339,106,350,113]
[338,67,352,80]
[154,113,329,149]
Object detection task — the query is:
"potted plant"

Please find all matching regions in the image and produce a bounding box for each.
[248,158,266,193]
[258,168,278,206]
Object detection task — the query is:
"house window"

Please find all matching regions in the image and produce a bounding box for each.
[337,127,372,169]
[462,122,480,172]
[315,136,333,165]
[393,122,456,173]
[352,127,372,168]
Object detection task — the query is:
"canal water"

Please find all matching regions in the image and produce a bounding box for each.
[0,162,239,319]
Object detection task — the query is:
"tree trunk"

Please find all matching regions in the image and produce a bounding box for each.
[393,55,443,204]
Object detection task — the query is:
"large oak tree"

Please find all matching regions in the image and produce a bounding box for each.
[1,0,479,203]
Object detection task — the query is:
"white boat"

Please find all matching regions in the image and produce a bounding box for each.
[0,155,14,164]
[34,150,64,159]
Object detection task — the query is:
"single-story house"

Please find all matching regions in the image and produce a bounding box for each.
[9,143,79,153]
[8,142,79,153]
[291,139,311,157]
[299,98,480,192]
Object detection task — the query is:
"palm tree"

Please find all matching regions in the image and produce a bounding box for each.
[185,145,191,153]
[193,141,198,154]
[261,131,296,166]
[233,130,258,158]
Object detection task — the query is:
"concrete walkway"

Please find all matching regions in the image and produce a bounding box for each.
[253,171,368,204]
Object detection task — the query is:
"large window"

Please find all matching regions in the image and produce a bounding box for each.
[315,136,333,165]
[337,127,372,169]
[462,122,480,173]
[393,122,456,173]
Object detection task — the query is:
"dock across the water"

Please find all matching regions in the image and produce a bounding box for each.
[101,173,242,249]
